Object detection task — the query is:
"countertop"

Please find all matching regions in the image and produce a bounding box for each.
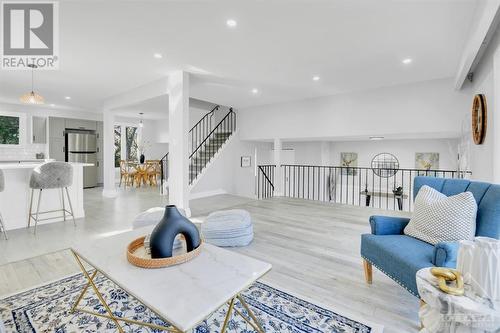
[0,159,52,164]
[0,162,93,170]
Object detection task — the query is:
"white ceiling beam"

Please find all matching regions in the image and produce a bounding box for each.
[102,77,168,111]
[454,0,500,90]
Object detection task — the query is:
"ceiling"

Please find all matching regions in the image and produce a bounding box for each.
[113,96,217,119]
[0,0,478,112]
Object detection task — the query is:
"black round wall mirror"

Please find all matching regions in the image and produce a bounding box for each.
[371,153,399,178]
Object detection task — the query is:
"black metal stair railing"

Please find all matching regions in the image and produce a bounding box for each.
[257,165,276,199]
[190,105,219,156]
[160,107,236,192]
[160,152,169,192]
[160,105,219,191]
[189,109,236,184]
[257,164,472,211]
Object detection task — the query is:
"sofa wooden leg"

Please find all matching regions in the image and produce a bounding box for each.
[363,259,373,284]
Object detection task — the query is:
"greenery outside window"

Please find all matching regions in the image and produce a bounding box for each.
[125,126,138,161]
[0,115,20,145]
[114,125,121,167]
[114,124,140,167]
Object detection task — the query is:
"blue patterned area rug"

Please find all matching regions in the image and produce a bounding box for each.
[0,272,382,333]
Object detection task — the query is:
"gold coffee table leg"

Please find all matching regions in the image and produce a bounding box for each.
[221,293,265,333]
[71,270,97,313]
[221,296,236,333]
[70,250,182,333]
[236,294,265,333]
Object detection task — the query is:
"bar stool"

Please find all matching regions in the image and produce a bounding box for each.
[0,169,7,240]
[28,162,76,233]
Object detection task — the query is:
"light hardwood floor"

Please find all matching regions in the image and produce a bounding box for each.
[0,187,419,332]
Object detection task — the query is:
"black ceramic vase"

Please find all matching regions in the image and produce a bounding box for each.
[149,205,201,258]
[140,154,145,164]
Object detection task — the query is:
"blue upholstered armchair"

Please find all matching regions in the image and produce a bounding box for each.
[360,176,500,297]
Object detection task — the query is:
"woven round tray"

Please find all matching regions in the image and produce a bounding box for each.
[127,236,203,269]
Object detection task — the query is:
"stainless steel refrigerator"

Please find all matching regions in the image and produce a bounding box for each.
[66,131,97,188]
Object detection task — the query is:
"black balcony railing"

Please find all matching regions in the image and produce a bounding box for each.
[257,164,471,211]
[257,165,275,199]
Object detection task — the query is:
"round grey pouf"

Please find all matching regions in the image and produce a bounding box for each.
[201,209,253,247]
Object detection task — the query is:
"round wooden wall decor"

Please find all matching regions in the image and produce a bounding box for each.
[472,94,487,145]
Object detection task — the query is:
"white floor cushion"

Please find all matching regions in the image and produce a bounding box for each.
[404,185,477,245]
[202,209,253,247]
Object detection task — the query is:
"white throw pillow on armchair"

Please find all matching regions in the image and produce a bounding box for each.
[404,185,478,245]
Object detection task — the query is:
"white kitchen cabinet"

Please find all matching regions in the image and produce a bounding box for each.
[49,137,65,161]
[96,121,103,159]
[96,159,103,184]
[49,117,65,138]
[32,116,47,144]
[65,119,96,131]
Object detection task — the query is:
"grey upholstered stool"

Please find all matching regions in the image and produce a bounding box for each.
[28,162,75,233]
[0,169,7,240]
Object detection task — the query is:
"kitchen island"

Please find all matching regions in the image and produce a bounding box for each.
[0,161,91,231]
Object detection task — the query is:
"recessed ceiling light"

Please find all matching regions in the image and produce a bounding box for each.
[153,53,163,59]
[369,136,384,141]
[50,104,55,107]
[139,112,144,128]
[226,19,237,28]
[251,88,259,94]
[312,75,320,81]
[402,58,413,64]
[64,96,71,100]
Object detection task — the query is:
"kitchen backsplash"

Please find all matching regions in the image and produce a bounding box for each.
[0,144,47,160]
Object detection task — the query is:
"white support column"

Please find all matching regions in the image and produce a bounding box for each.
[168,71,191,215]
[273,138,283,196]
[493,45,500,183]
[102,111,117,198]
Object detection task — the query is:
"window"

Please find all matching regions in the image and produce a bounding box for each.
[114,125,121,167]
[0,115,20,145]
[114,124,140,167]
[125,126,138,161]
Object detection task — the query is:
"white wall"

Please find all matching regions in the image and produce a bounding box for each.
[461,25,500,181]
[189,76,473,198]
[190,131,272,198]
[238,78,469,141]
[282,139,458,170]
[142,119,169,159]
[329,139,458,170]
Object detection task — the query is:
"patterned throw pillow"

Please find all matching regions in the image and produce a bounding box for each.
[404,185,477,245]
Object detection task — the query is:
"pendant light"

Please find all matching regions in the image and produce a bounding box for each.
[20,64,44,105]
[139,112,144,128]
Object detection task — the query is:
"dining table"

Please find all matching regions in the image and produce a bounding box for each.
[127,161,160,187]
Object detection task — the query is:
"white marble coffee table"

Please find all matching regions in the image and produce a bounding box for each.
[70,227,272,333]
[417,268,500,333]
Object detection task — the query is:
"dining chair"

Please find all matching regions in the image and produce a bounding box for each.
[146,160,161,186]
[119,160,136,187]
[131,161,147,187]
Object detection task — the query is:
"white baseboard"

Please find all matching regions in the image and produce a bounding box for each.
[190,189,227,200]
